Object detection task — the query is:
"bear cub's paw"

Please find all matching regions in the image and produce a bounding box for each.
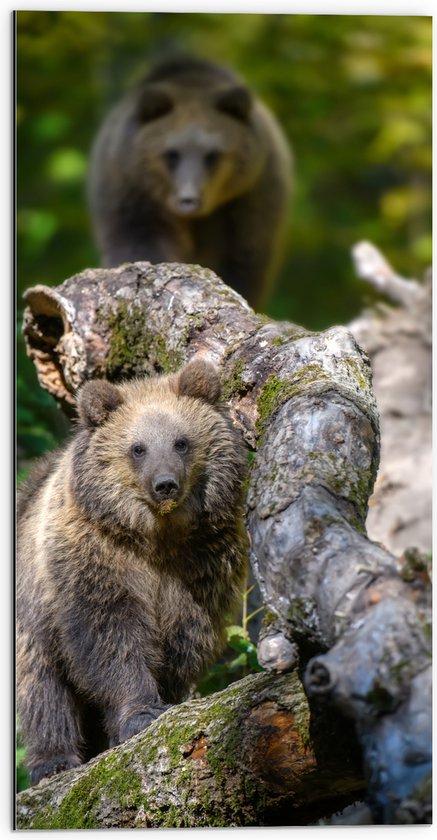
[115,703,173,745]
[30,754,82,786]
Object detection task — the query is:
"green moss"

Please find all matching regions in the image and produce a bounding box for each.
[222,359,246,401]
[162,723,201,768]
[271,327,311,346]
[41,752,143,829]
[216,287,241,303]
[254,344,376,453]
[186,314,206,336]
[132,687,257,826]
[263,609,280,626]
[254,313,273,325]
[287,598,311,626]
[388,659,415,687]
[100,301,185,380]
[202,692,256,807]
[153,333,184,374]
[256,375,284,439]
[343,356,370,391]
[400,547,431,582]
[20,803,57,831]
[421,621,432,644]
[256,363,328,440]
[100,302,148,379]
[295,447,373,521]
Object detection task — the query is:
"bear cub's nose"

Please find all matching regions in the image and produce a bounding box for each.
[153,475,179,500]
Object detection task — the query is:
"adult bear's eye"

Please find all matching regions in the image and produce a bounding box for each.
[163,149,180,170]
[205,150,221,169]
[132,443,146,459]
[174,437,188,454]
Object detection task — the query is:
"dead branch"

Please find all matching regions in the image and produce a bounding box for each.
[350,241,432,556]
[351,240,427,307]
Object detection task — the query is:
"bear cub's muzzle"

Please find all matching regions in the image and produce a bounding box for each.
[152,474,180,502]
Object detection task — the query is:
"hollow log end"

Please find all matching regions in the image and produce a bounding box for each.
[22,286,81,409]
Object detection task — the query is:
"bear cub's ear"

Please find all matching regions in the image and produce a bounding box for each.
[77,380,124,428]
[177,358,221,405]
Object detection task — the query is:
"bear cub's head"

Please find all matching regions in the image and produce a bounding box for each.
[74,358,246,534]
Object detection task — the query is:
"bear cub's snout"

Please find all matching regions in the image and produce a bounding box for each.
[152,474,179,501]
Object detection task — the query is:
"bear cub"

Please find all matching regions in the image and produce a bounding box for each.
[88,56,292,309]
[17,358,248,785]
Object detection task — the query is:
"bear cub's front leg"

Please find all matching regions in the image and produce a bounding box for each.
[108,700,173,748]
[30,755,83,787]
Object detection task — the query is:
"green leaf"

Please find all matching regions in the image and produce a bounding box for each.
[225,625,246,641]
[228,652,248,672]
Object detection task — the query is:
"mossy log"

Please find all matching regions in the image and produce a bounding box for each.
[16,672,365,829]
[21,262,432,824]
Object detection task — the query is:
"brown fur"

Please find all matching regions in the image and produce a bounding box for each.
[88,56,292,309]
[17,359,248,785]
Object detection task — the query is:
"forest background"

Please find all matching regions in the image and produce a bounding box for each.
[16,10,432,472]
[15,9,432,796]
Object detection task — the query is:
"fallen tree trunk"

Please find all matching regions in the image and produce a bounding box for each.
[20,262,432,824]
[15,671,365,829]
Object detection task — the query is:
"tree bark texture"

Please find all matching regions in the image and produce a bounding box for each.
[21,262,432,824]
[16,671,366,829]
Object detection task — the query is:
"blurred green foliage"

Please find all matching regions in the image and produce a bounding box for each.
[16,720,30,793]
[196,624,263,696]
[196,584,264,696]
[16,11,431,465]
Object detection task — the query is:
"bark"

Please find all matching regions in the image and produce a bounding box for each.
[21,261,432,824]
[349,241,432,556]
[16,671,365,829]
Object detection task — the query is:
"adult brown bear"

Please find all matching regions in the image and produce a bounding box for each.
[88,56,292,309]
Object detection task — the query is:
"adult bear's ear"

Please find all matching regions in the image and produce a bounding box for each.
[77,380,124,428]
[177,358,221,405]
[215,85,252,122]
[136,84,173,123]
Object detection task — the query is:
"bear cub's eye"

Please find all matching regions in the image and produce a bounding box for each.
[132,443,146,459]
[174,437,189,454]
